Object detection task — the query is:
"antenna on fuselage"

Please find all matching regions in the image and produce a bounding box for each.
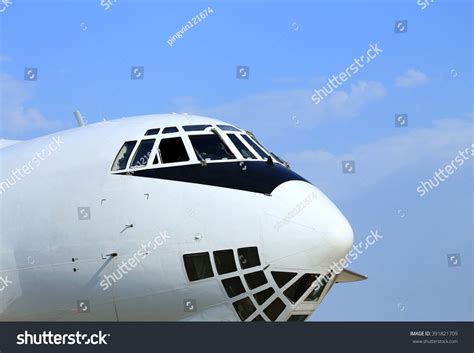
[73,111,86,127]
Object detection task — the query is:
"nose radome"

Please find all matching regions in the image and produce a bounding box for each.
[264,181,354,270]
[325,206,354,258]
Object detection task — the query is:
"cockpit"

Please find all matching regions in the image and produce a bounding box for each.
[111,124,288,172]
[109,122,303,195]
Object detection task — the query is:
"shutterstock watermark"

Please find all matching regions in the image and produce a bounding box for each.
[167,7,214,47]
[312,229,382,291]
[100,0,117,11]
[416,144,473,197]
[275,191,317,230]
[17,331,110,345]
[0,275,12,291]
[418,0,435,10]
[311,43,383,104]
[99,231,170,290]
[0,0,13,13]
[0,136,64,195]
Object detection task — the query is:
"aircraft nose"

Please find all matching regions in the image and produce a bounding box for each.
[263,181,354,271]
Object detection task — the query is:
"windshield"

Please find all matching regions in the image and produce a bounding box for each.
[241,135,268,159]
[189,134,236,161]
[227,134,257,159]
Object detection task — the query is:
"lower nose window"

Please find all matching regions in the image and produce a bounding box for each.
[183,252,214,281]
[222,276,245,298]
[287,315,308,322]
[305,274,329,301]
[232,297,256,321]
[283,274,317,303]
[271,271,297,288]
[237,247,261,269]
[244,271,267,290]
[253,287,275,305]
[263,297,286,321]
[213,250,237,275]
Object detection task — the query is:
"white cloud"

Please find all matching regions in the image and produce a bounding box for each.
[0,55,12,63]
[169,80,385,135]
[0,74,60,136]
[395,69,428,88]
[285,117,473,199]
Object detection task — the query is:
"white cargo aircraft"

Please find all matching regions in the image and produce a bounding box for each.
[0,114,366,321]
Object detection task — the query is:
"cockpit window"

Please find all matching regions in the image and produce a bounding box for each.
[217,125,240,131]
[159,137,189,164]
[144,128,160,136]
[189,134,236,161]
[227,134,257,159]
[111,141,137,171]
[130,139,155,168]
[241,135,269,159]
[183,124,211,131]
[162,126,179,133]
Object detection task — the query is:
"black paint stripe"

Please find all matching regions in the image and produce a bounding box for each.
[116,161,308,194]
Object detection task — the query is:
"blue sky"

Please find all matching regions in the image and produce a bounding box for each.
[0,0,472,320]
